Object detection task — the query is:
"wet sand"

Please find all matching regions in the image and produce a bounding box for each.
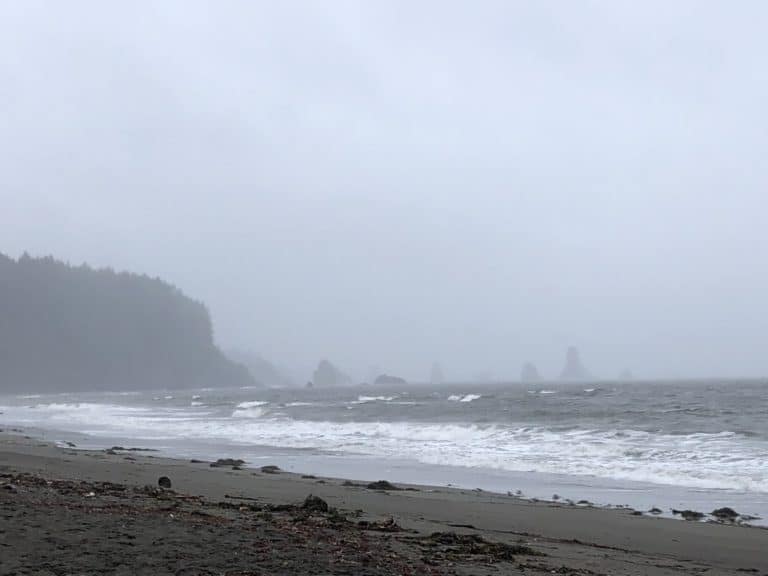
[1,431,767,575]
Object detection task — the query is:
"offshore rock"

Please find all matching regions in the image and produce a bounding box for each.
[312,359,351,387]
[520,362,540,382]
[559,346,591,381]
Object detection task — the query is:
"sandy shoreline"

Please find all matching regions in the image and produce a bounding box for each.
[1,431,767,575]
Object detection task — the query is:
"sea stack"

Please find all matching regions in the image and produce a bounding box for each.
[312,359,350,387]
[520,362,540,382]
[559,346,591,380]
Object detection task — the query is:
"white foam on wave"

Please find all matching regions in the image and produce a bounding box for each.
[448,394,481,402]
[0,403,159,436]
[190,401,204,407]
[3,401,768,494]
[236,400,269,409]
[232,407,267,418]
[285,402,314,407]
[352,396,396,404]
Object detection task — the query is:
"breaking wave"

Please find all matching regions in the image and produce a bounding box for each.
[3,401,766,493]
[352,396,396,404]
[236,400,269,409]
[448,394,481,402]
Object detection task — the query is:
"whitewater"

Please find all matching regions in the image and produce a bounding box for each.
[2,380,767,522]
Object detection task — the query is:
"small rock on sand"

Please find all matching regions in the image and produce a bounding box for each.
[711,507,739,521]
[672,509,705,521]
[210,458,246,468]
[367,480,401,491]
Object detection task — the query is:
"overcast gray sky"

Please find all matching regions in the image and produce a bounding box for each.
[1,1,767,382]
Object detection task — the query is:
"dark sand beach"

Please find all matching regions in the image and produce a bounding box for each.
[1,432,767,576]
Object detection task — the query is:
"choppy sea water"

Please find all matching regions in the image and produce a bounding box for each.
[2,380,767,524]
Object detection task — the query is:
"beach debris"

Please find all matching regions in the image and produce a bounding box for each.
[672,509,705,521]
[1,483,18,493]
[648,507,663,515]
[260,465,281,474]
[552,494,561,500]
[325,507,349,525]
[550,565,595,574]
[301,494,329,513]
[358,516,408,532]
[266,503,296,513]
[301,474,317,479]
[577,500,592,506]
[189,459,206,464]
[210,458,245,468]
[421,532,544,561]
[158,476,172,489]
[366,480,401,491]
[224,494,260,502]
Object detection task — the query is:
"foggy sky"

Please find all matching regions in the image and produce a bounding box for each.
[2,1,767,382]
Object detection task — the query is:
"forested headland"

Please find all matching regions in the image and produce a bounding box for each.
[0,252,253,393]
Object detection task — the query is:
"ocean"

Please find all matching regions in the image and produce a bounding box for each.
[2,380,767,524]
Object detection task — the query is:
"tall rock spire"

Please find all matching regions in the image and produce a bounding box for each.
[559,346,591,380]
